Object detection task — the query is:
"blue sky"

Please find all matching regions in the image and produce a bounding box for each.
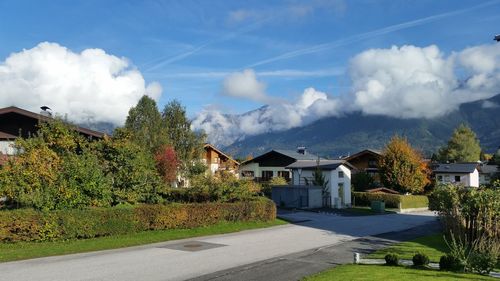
[0,0,499,120]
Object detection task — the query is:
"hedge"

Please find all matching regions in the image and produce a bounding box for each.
[353,192,428,209]
[0,198,276,242]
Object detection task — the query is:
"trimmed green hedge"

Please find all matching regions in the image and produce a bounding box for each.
[0,198,276,242]
[353,192,428,209]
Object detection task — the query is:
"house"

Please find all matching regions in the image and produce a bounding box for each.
[0,106,105,164]
[202,143,239,175]
[286,160,354,208]
[239,147,321,182]
[433,163,480,187]
[344,149,382,182]
[478,164,499,185]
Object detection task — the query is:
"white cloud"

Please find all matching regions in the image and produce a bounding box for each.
[193,87,342,146]
[222,69,269,102]
[0,42,161,125]
[195,43,500,147]
[350,44,500,118]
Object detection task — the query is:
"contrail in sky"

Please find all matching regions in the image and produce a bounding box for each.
[247,0,500,68]
[145,18,270,72]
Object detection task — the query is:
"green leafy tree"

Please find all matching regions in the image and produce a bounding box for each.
[438,124,481,162]
[124,95,168,154]
[351,172,376,191]
[161,100,205,175]
[379,136,430,194]
[0,118,112,210]
[93,129,163,205]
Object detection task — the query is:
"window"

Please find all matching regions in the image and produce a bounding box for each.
[261,171,273,181]
[277,171,290,180]
[241,171,254,178]
[437,175,443,182]
[368,158,378,168]
[454,175,461,182]
[338,171,344,178]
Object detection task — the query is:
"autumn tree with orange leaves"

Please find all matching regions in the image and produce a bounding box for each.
[379,136,430,194]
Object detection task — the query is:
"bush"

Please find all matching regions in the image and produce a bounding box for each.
[469,251,497,275]
[353,192,428,209]
[384,253,399,266]
[412,253,430,266]
[439,254,462,271]
[0,198,276,242]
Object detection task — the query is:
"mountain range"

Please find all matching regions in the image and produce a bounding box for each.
[223,94,500,159]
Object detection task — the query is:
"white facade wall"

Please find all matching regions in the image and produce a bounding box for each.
[0,141,15,155]
[239,163,290,179]
[469,170,479,187]
[291,165,351,208]
[209,163,219,175]
[329,165,351,208]
[435,170,479,187]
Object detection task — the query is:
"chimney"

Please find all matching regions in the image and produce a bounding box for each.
[297,146,307,155]
[40,106,52,117]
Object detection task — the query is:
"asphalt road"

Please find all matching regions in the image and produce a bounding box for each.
[0,211,437,281]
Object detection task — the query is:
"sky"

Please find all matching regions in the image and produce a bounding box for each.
[1,0,500,144]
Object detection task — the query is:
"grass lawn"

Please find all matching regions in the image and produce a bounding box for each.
[368,233,448,262]
[348,206,398,215]
[0,219,287,263]
[303,264,497,281]
[303,233,497,280]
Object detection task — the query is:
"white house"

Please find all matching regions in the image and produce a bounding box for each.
[239,147,321,182]
[433,163,480,187]
[286,160,354,208]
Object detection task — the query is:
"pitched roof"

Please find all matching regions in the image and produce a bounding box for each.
[433,163,479,174]
[273,149,321,161]
[479,164,499,174]
[286,159,354,170]
[344,149,382,161]
[0,131,17,139]
[0,106,105,138]
[203,143,239,165]
[242,149,321,165]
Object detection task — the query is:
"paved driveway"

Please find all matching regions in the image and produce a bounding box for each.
[0,211,437,281]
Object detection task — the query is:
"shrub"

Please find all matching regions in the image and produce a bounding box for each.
[353,192,428,209]
[384,253,399,266]
[0,198,276,242]
[412,253,430,266]
[439,254,462,271]
[469,251,497,275]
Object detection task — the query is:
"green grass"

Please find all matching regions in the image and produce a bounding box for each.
[348,206,398,215]
[368,234,448,262]
[304,233,497,280]
[0,219,287,263]
[303,264,497,281]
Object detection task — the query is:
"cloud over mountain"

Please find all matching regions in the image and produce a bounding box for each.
[193,43,500,146]
[0,42,161,125]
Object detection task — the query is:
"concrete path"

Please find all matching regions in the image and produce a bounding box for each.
[190,219,442,281]
[0,211,437,281]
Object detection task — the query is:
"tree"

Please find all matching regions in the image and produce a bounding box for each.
[155,145,179,185]
[379,136,430,194]
[351,172,376,191]
[124,95,167,153]
[438,124,481,162]
[93,129,163,205]
[0,118,112,210]
[161,100,205,175]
